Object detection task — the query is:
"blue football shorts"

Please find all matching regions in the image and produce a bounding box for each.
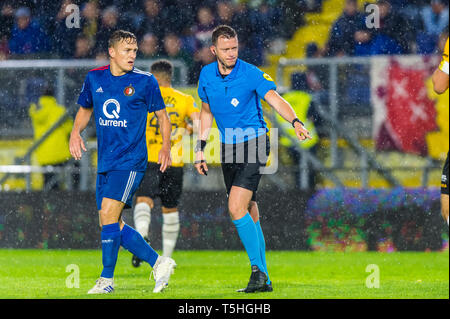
[96,170,145,210]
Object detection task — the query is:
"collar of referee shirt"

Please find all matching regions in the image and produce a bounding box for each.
[215,58,241,81]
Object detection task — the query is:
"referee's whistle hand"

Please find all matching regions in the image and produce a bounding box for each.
[194,152,208,175]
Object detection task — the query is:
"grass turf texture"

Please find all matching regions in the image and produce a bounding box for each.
[0,249,448,299]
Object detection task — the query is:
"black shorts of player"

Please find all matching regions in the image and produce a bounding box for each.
[135,162,184,208]
[442,152,449,195]
[221,134,270,202]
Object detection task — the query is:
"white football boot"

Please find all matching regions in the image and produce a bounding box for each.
[87,277,114,294]
[151,256,177,293]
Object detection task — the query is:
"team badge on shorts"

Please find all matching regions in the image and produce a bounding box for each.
[124,85,135,96]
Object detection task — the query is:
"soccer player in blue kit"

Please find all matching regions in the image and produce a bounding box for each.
[69,30,176,294]
[195,25,312,293]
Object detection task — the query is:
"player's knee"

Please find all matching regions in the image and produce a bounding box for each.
[98,209,110,226]
[136,196,154,209]
[162,206,178,214]
[99,205,122,225]
[99,208,114,221]
[228,202,246,219]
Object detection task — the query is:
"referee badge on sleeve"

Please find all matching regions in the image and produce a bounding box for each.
[263,73,274,81]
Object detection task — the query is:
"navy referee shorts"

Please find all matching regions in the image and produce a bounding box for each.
[220,134,270,202]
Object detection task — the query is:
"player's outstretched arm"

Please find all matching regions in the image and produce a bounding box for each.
[155,108,172,172]
[69,106,93,160]
[432,68,449,94]
[264,90,312,141]
[194,102,213,176]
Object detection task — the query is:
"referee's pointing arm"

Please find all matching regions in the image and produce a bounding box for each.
[264,90,312,141]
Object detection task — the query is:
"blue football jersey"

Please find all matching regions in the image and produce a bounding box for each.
[197,59,276,144]
[77,65,165,173]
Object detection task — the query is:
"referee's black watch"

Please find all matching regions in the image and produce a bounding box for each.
[292,118,304,128]
[195,140,207,152]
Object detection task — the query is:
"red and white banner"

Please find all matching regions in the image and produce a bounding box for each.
[371,56,439,156]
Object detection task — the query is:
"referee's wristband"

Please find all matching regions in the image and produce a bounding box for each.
[292,118,304,128]
[195,140,207,152]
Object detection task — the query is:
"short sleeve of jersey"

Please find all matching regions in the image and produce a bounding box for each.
[197,68,209,104]
[146,76,166,113]
[252,67,277,100]
[77,74,93,108]
[439,38,449,75]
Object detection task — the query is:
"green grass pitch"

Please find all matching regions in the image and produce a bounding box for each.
[0,249,448,299]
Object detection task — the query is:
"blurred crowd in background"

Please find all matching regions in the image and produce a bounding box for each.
[0,0,448,194]
[0,0,321,84]
[326,0,448,57]
[0,0,448,84]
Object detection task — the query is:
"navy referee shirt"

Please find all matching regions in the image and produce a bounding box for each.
[197,58,276,144]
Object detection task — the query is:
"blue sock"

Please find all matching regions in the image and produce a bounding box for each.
[120,224,159,268]
[255,220,270,284]
[232,213,264,272]
[100,223,121,278]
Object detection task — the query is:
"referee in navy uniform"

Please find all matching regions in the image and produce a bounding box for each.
[195,25,312,293]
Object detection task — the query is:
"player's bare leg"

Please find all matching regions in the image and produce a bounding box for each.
[162,206,180,258]
[99,197,125,226]
[228,186,253,221]
[248,201,259,222]
[441,194,449,226]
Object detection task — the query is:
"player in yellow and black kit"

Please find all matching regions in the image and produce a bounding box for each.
[132,60,200,266]
[432,37,449,226]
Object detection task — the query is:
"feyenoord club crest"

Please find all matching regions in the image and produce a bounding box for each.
[124,85,135,96]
